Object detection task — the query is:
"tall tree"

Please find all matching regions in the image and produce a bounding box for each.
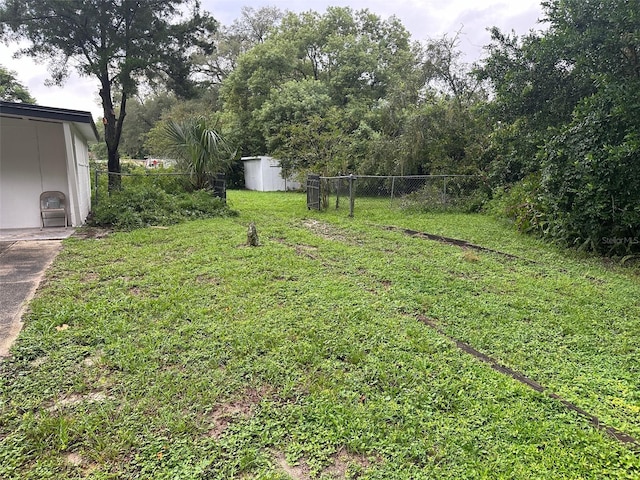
[119,92,178,159]
[0,0,216,190]
[480,0,640,253]
[0,64,36,102]
[220,6,419,169]
[194,6,284,86]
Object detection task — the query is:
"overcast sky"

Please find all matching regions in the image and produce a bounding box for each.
[1,0,546,118]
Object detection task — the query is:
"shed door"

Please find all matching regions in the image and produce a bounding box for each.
[0,117,68,229]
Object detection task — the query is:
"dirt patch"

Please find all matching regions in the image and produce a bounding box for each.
[207,387,270,439]
[82,272,100,282]
[322,447,372,478]
[272,447,374,479]
[73,227,112,239]
[82,351,104,368]
[303,220,355,243]
[64,452,84,466]
[30,356,48,368]
[273,236,320,259]
[274,451,311,480]
[196,275,221,285]
[63,452,98,475]
[128,286,143,296]
[47,391,111,411]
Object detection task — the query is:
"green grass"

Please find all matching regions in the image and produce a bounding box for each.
[1,191,639,479]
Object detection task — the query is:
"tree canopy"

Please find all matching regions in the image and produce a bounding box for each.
[0,0,216,189]
[479,0,640,253]
[219,6,485,177]
[0,64,35,103]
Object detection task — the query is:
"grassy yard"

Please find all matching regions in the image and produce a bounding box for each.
[1,190,639,479]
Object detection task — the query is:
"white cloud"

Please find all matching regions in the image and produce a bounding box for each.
[2,48,101,117]
[0,0,544,116]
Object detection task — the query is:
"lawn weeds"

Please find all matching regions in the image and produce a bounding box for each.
[1,191,639,479]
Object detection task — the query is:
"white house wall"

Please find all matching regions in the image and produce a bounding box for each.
[71,126,91,225]
[0,117,70,228]
[60,123,92,227]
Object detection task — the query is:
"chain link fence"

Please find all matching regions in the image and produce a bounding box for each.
[93,170,226,205]
[311,175,486,216]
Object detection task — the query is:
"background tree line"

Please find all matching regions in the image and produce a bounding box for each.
[1,0,638,255]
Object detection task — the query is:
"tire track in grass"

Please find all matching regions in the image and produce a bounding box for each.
[384,226,536,263]
[416,314,640,450]
[310,220,639,449]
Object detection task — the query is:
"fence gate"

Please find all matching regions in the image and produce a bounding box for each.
[211,174,227,202]
[307,174,320,210]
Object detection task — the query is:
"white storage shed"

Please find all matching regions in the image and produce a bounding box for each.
[241,156,301,192]
[0,101,99,229]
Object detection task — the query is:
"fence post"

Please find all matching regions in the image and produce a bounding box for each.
[213,173,227,202]
[390,176,396,205]
[443,176,448,205]
[348,174,355,217]
[94,169,99,206]
[336,176,340,209]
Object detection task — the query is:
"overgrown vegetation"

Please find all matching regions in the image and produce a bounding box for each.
[160,117,236,190]
[89,186,235,231]
[479,0,640,254]
[2,0,637,253]
[89,164,236,230]
[1,192,639,479]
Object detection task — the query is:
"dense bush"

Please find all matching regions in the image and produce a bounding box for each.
[480,0,640,257]
[485,174,548,235]
[538,81,640,255]
[89,185,237,230]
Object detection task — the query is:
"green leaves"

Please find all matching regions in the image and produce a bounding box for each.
[220,6,420,168]
[481,0,640,254]
[0,65,36,103]
[161,117,236,190]
[538,79,640,254]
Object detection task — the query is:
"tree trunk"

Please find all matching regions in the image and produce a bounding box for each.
[107,148,121,192]
[99,75,126,192]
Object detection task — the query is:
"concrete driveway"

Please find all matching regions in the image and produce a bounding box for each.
[0,229,73,356]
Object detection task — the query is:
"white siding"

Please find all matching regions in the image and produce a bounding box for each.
[241,156,301,192]
[73,127,92,224]
[242,158,263,191]
[0,116,91,229]
[0,118,67,228]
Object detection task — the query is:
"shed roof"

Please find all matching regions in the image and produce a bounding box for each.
[0,101,99,142]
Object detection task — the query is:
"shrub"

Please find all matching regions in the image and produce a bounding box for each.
[485,174,548,234]
[399,177,489,213]
[89,185,236,230]
[538,80,640,255]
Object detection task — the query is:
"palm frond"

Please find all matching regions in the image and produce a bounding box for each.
[160,117,236,189]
